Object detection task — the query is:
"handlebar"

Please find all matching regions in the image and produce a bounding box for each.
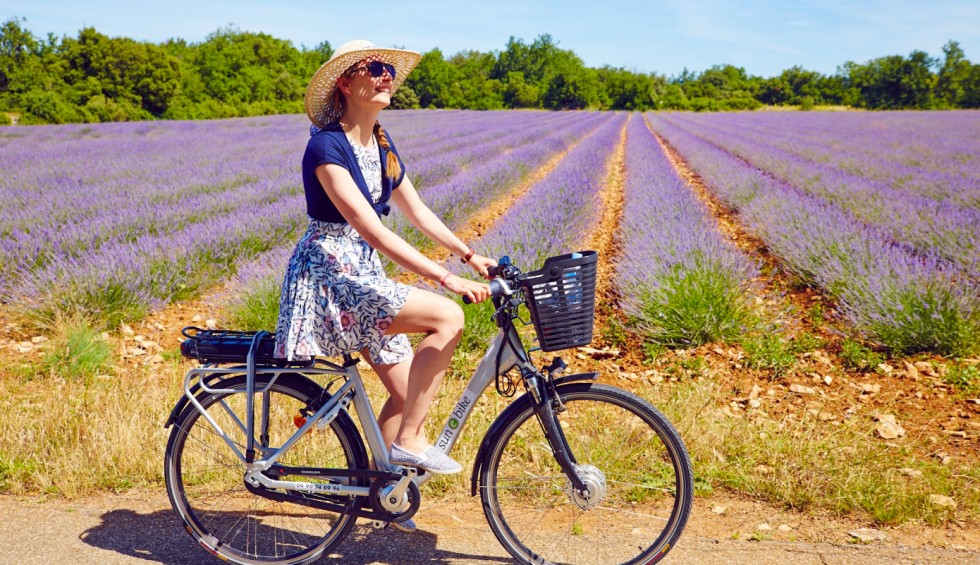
[461,255,519,305]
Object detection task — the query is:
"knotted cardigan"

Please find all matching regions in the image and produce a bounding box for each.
[302,123,406,222]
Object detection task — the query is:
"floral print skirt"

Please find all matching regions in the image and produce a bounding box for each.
[274,219,413,365]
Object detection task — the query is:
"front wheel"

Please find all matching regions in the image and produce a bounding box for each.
[480,383,693,565]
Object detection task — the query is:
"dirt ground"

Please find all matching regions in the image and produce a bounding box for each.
[2,488,978,565]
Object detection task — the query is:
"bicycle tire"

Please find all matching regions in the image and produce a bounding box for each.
[164,373,367,564]
[479,382,693,565]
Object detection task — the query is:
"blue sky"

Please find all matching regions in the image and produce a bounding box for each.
[5,0,979,77]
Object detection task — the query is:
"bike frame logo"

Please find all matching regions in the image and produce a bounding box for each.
[437,393,472,449]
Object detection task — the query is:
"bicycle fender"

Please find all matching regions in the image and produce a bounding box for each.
[163,371,325,427]
[552,371,598,387]
[469,372,598,496]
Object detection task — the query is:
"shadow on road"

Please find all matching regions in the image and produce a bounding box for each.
[79,508,513,564]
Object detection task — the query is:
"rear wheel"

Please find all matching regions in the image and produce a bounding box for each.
[480,383,693,565]
[164,374,366,564]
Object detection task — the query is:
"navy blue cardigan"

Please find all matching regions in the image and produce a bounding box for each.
[302,123,406,222]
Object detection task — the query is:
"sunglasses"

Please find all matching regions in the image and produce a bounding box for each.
[348,61,396,79]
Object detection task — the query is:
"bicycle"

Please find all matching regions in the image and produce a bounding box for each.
[164,250,693,565]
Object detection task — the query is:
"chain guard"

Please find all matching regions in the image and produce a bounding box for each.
[244,475,420,523]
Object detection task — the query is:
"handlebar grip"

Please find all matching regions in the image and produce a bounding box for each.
[462,279,506,305]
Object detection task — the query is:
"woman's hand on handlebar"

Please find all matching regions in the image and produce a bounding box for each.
[467,253,497,280]
[443,274,491,304]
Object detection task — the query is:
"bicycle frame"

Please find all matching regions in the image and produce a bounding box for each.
[177,316,531,499]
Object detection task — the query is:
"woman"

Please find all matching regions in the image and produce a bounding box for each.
[274,39,493,487]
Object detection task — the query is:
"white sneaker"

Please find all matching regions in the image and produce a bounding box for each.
[390,518,417,533]
[389,443,462,474]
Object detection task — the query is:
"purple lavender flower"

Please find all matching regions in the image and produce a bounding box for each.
[647,112,978,354]
[615,115,758,345]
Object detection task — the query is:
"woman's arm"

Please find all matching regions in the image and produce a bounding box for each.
[390,175,495,277]
[316,164,490,301]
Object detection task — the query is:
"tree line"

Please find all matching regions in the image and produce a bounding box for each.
[1,17,978,125]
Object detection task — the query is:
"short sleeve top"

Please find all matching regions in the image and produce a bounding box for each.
[302,123,406,223]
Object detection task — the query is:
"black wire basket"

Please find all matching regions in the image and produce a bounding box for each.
[520,250,598,352]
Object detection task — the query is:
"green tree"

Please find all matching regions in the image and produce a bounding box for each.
[543,66,599,110]
[449,50,503,109]
[960,63,980,108]
[844,51,937,109]
[405,48,458,108]
[0,17,38,95]
[936,40,971,107]
[311,40,333,62]
[596,66,663,110]
[59,27,181,117]
[492,34,562,85]
[501,71,540,107]
[658,83,690,110]
[539,48,598,110]
[674,65,762,111]
[757,76,791,105]
[389,84,420,109]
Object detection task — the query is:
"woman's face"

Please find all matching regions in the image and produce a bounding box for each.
[338,56,394,111]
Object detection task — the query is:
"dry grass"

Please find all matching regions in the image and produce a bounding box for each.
[1,323,977,529]
[646,376,978,526]
[0,353,182,496]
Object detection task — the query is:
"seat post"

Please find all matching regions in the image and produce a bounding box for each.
[342,353,359,367]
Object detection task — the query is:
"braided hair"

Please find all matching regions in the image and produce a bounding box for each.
[373,121,402,183]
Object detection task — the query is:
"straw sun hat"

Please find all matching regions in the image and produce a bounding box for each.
[304,39,421,127]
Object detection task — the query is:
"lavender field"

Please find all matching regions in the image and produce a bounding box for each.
[647,111,980,354]
[1,110,978,354]
[0,110,600,327]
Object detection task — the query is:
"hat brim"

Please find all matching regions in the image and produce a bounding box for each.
[305,46,421,127]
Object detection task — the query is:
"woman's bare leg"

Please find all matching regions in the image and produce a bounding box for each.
[359,354,410,451]
[381,288,464,454]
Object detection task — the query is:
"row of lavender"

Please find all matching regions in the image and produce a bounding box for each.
[613,115,758,346]
[389,111,612,247]
[395,111,581,189]
[459,112,626,270]
[656,112,980,274]
[0,111,600,326]
[646,112,979,355]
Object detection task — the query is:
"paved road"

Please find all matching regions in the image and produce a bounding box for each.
[2,491,977,565]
